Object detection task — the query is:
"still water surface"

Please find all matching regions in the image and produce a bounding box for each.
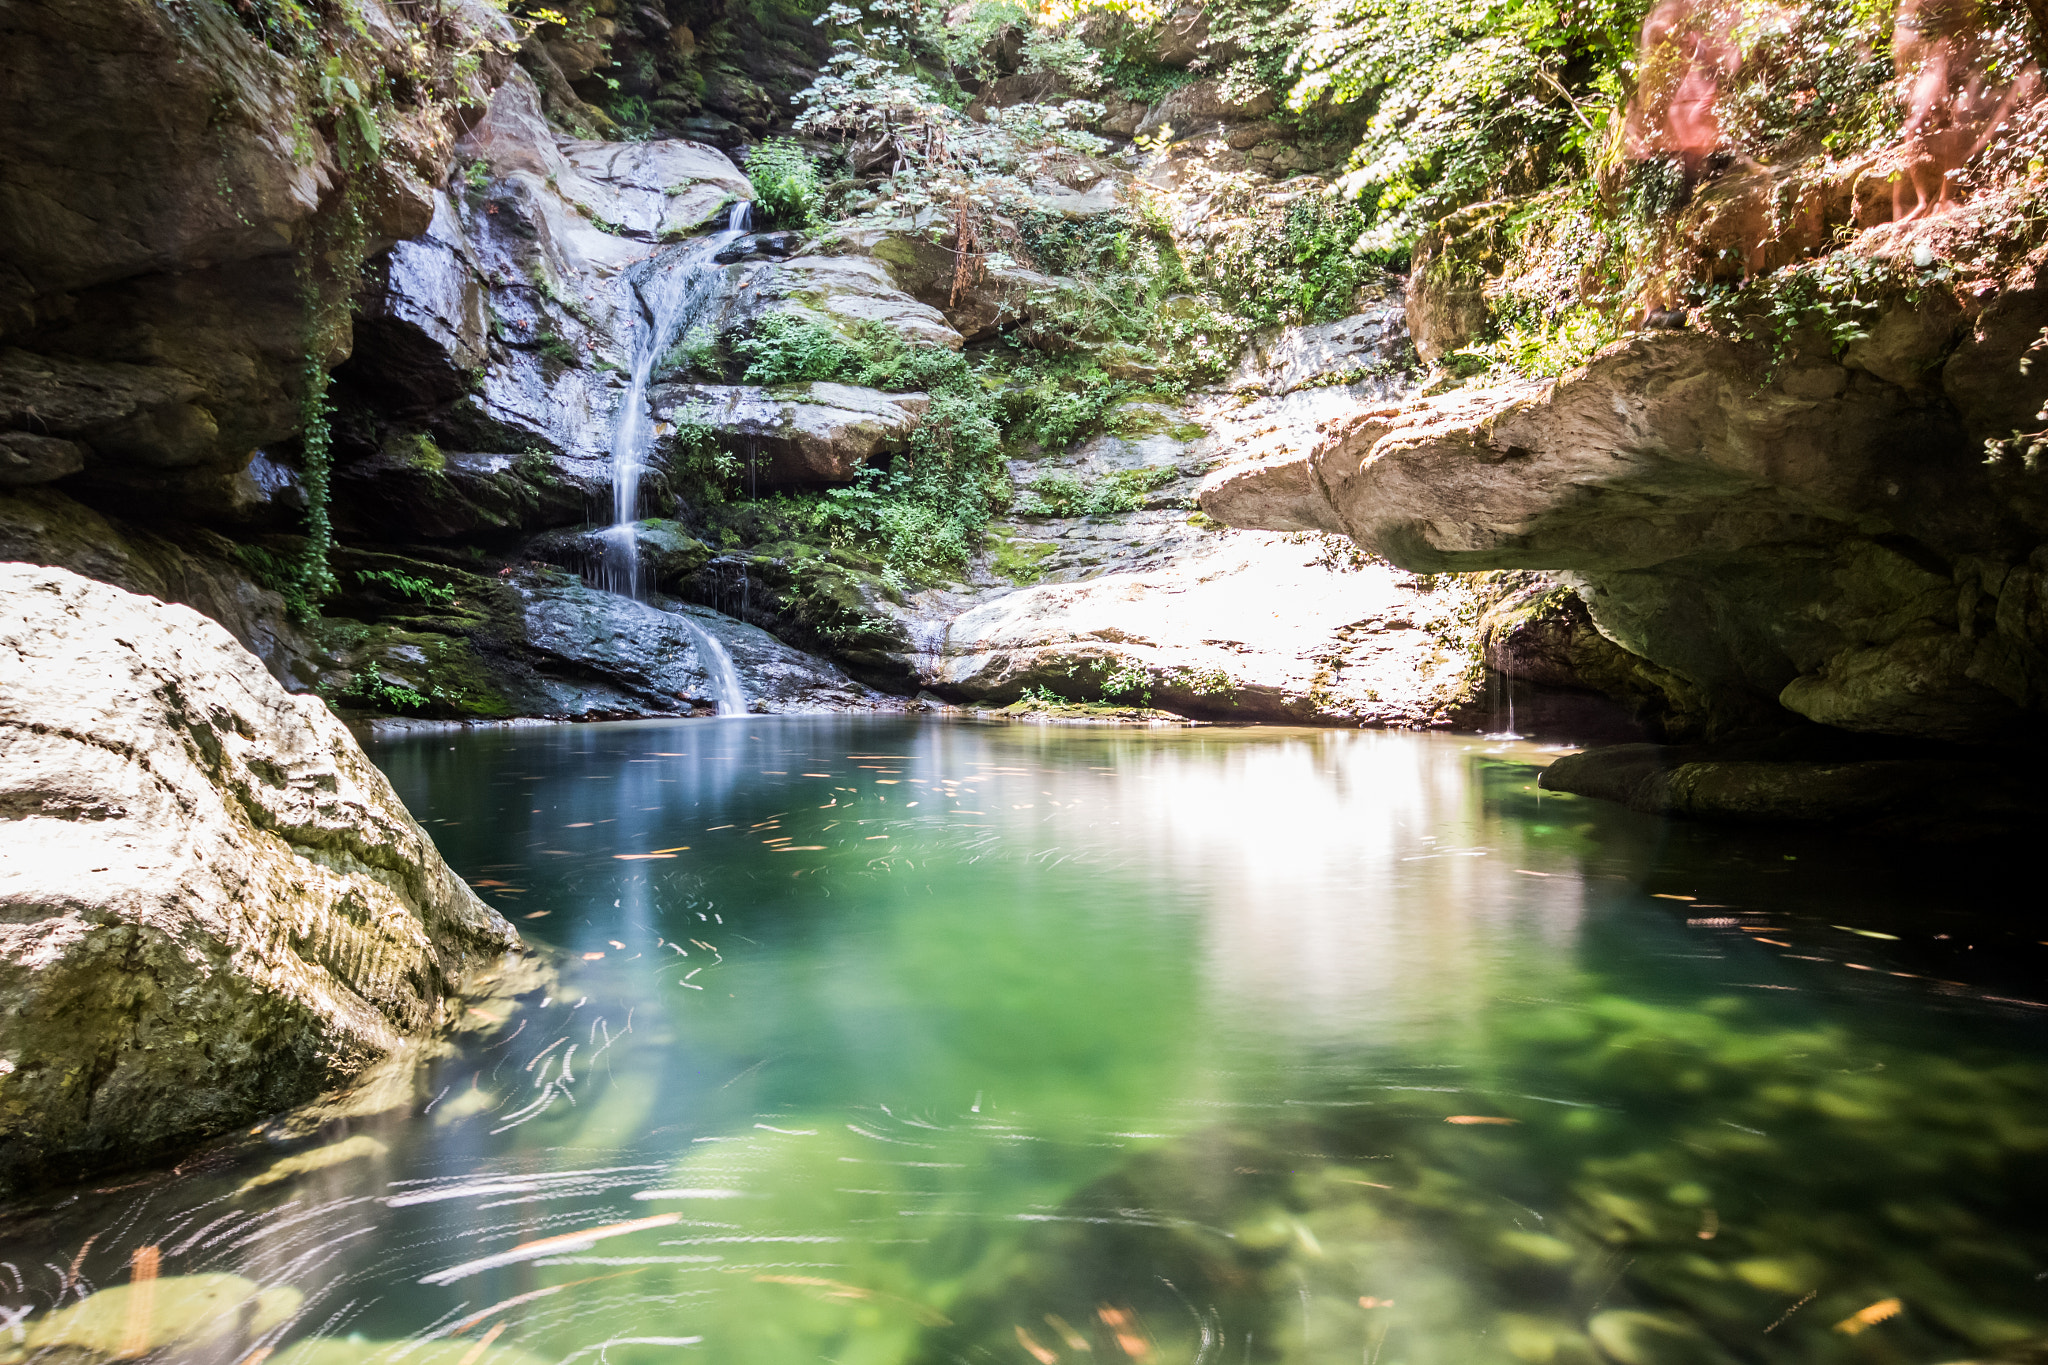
[6,719,2048,1365]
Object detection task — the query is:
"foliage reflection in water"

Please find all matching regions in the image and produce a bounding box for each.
[4,720,2047,1365]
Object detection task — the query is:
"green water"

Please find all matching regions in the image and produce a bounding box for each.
[7,719,2048,1365]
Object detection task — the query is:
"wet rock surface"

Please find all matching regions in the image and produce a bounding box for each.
[0,566,520,1190]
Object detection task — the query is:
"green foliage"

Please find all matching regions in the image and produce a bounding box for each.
[745,138,823,228]
[990,535,1058,585]
[1285,0,1648,249]
[1013,464,1178,517]
[533,329,581,369]
[1699,252,1954,379]
[397,431,445,472]
[935,0,1033,83]
[1101,52,1201,104]
[734,314,864,385]
[513,447,559,486]
[736,314,976,394]
[353,568,457,607]
[608,94,654,137]
[1453,300,1619,379]
[336,665,434,715]
[1002,360,1140,448]
[232,542,319,622]
[1205,185,1382,325]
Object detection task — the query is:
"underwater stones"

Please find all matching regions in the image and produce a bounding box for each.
[21,1274,302,1359]
[0,566,519,1190]
[651,382,931,488]
[272,1339,549,1365]
[1585,1311,1735,1365]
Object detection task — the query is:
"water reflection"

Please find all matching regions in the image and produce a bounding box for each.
[2,720,2044,1365]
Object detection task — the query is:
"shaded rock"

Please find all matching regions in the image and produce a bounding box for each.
[1200,330,2047,743]
[1478,576,1711,735]
[0,566,519,1190]
[0,431,83,485]
[526,518,714,594]
[513,573,884,715]
[685,546,916,680]
[0,486,312,686]
[1537,740,2042,837]
[0,0,516,503]
[331,447,603,542]
[651,382,930,487]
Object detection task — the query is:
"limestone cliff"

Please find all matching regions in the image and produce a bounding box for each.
[1200,274,2048,751]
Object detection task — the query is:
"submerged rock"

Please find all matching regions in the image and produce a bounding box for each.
[0,566,520,1190]
[21,1273,302,1360]
[1537,740,2042,837]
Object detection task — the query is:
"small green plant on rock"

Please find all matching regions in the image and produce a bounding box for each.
[744,139,821,228]
[353,568,457,607]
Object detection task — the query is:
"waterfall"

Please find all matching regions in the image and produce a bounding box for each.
[678,615,749,715]
[598,205,754,713]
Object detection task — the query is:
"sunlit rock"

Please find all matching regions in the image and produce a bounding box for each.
[0,566,519,1189]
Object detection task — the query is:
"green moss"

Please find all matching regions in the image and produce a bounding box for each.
[989,534,1057,585]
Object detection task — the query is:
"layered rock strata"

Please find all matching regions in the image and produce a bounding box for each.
[0,566,520,1190]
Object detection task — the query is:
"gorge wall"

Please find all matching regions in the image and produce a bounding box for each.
[5,0,2047,833]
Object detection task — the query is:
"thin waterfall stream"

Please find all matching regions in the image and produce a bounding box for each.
[598,201,754,715]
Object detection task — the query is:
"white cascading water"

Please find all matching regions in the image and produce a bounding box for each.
[599,199,754,715]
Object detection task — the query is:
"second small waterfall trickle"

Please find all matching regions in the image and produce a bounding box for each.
[598,201,756,715]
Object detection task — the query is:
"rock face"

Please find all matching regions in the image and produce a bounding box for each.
[1200,320,2048,746]
[652,382,931,487]
[0,0,518,521]
[0,565,519,1189]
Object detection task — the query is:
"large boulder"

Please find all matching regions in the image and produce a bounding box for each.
[697,255,965,355]
[0,565,520,1190]
[652,382,930,487]
[1199,328,2048,743]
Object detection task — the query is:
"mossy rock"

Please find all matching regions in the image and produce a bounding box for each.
[989,532,1057,585]
[20,1275,301,1359]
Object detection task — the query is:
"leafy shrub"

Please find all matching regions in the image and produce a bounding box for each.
[744,138,822,228]
[353,568,457,607]
[1013,465,1178,517]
